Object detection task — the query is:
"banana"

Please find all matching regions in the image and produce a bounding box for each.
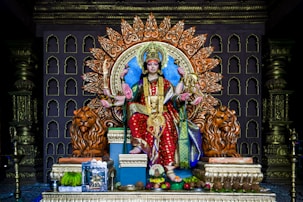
[60,172,82,186]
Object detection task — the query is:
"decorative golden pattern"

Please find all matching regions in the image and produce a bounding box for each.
[84,13,222,127]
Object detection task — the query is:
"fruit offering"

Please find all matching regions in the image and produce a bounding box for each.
[60,172,82,187]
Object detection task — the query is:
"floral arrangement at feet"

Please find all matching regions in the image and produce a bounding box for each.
[145,164,207,191]
[146,164,167,190]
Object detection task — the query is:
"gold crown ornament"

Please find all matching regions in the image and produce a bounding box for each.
[145,43,160,62]
[137,42,168,69]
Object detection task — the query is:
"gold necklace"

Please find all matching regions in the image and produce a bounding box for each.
[143,77,165,138]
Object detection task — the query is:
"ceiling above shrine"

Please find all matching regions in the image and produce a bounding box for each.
[1,0,302,39]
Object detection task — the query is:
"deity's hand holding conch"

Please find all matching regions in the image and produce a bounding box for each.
[179,70,204,106]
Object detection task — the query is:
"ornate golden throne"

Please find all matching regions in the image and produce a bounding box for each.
[52,13,264,191]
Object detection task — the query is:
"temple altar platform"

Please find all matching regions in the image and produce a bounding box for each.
[40,190,276,202]
[2,180,303,201]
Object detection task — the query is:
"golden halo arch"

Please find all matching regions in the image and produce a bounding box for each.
[110,41,194,95]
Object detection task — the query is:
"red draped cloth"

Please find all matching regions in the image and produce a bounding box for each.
[128,78,179,166]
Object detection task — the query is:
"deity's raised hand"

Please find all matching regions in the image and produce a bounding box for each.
[122,83,133,99]
[177,67,185,77]
[114,96,126,106]
[103,88,111,97]
[101,99,111,108]
[120,64,129,80]
[190,96,203,105]
[179,92,191,101]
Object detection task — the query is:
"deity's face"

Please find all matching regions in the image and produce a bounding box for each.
[146,59,159,74]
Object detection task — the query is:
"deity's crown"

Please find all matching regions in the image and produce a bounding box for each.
[145,43,161,62]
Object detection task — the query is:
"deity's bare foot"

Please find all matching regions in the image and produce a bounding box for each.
[165,166,182,182]
[166,170,182,182]
[129,147,141,154]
